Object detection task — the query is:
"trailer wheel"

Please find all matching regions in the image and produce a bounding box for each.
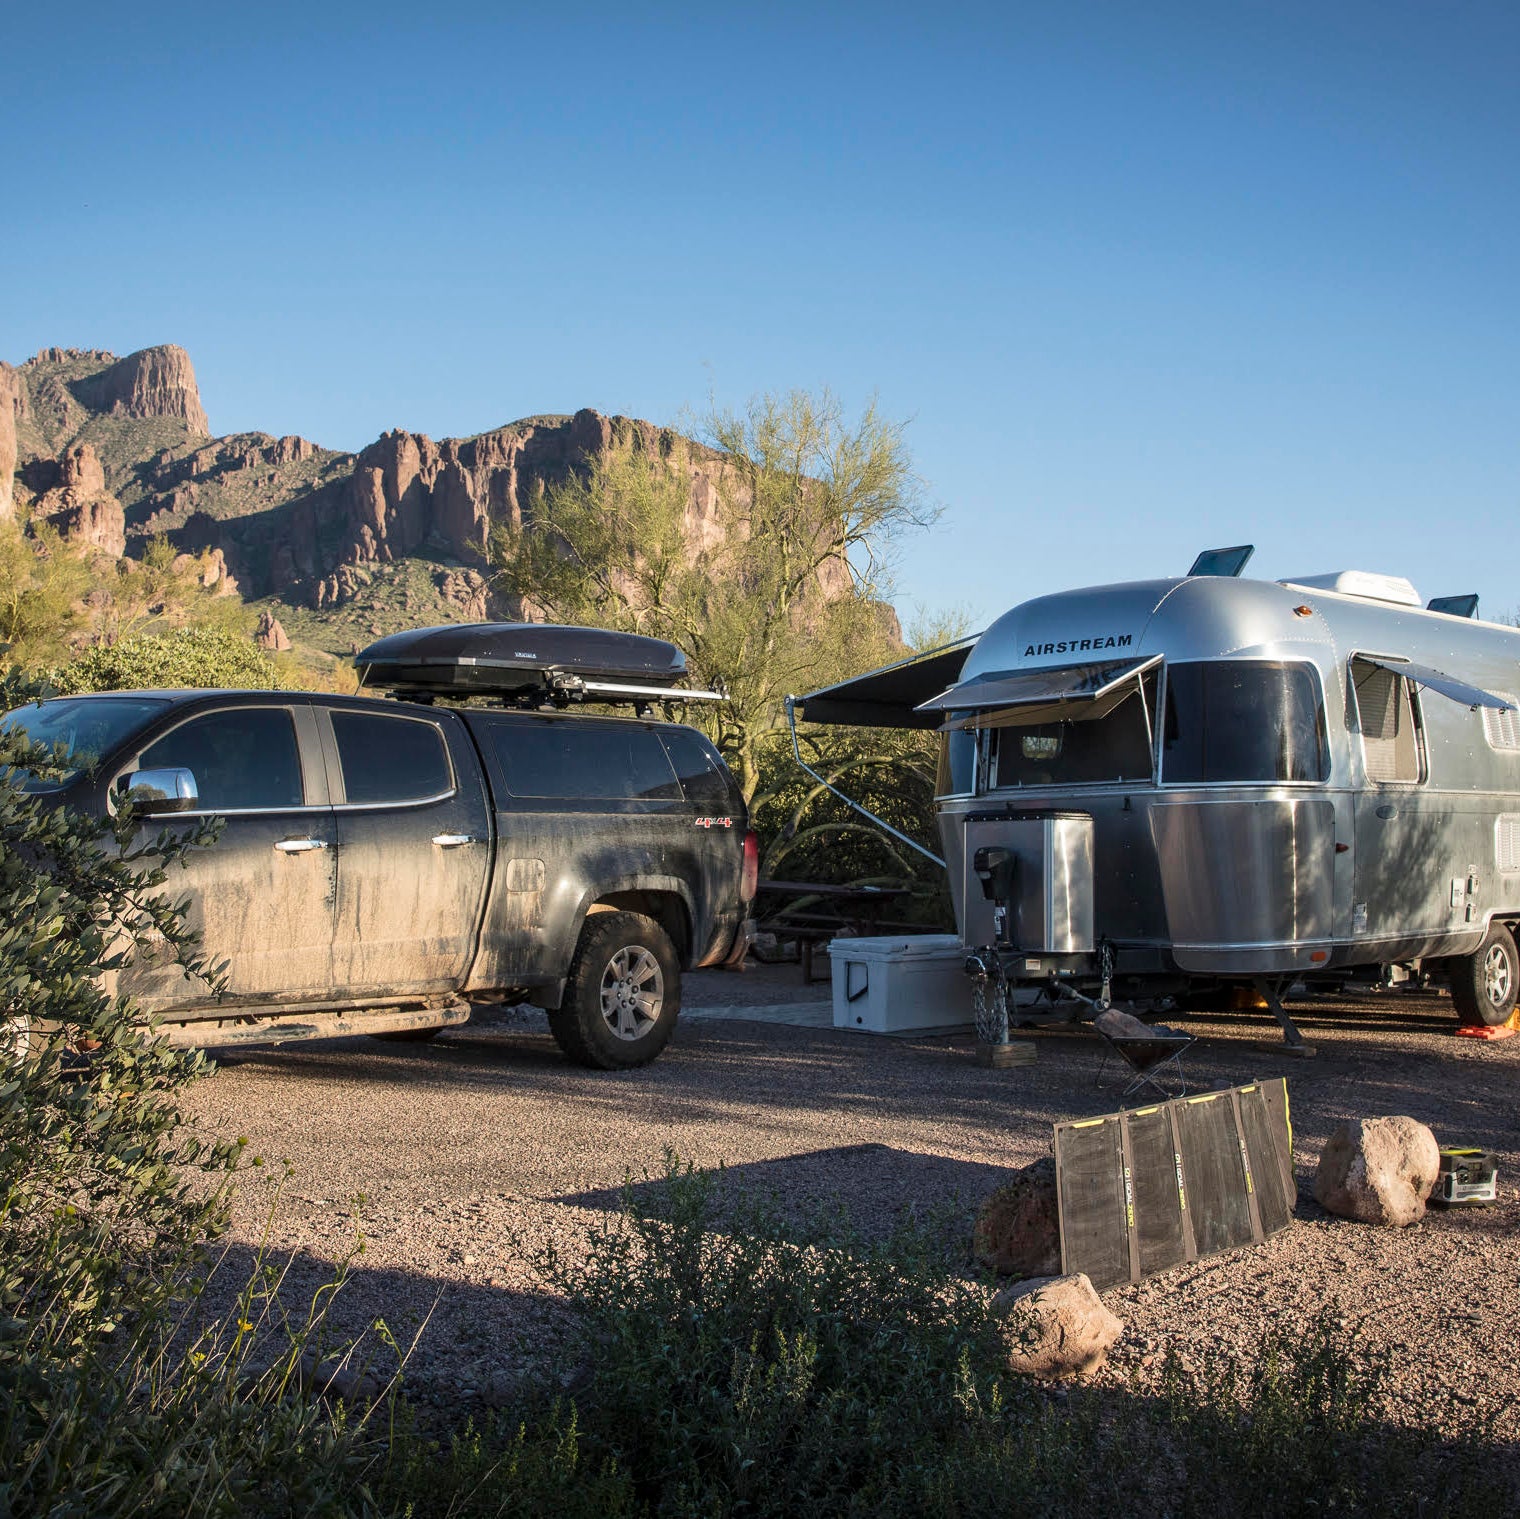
[550,911,680,1069]
[1449,921,1519,1027]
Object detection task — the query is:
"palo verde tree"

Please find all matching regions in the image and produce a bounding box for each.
[491,389,937,802]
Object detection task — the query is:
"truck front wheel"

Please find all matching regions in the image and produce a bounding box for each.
[550,911,681,1069]
[1449,921,1519,1027]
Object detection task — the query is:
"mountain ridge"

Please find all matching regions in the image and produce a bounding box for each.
[2,345,774,655]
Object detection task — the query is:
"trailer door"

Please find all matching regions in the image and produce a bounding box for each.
[1350,659,1453,947]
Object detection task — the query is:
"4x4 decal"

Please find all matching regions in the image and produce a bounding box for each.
[693,816,734,829]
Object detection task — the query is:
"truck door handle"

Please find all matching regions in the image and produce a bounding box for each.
[431,833,478,848]
[275,837,329,853]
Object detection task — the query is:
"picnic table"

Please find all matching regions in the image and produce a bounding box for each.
[753,879,921,982]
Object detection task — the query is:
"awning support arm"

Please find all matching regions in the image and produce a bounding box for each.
[784,697,946,869]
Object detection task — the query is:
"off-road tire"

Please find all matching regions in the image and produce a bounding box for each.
[549,911,681,1069]
[1449,921,1519,1027]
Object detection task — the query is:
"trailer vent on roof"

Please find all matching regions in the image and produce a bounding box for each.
[1484,697,1520,753]
[1279,571,1423,608]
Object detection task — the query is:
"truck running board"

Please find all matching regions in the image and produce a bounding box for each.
[158,1000,471,1049]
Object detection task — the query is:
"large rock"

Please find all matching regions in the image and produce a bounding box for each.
[0,363,16,521]
[973,1158,1061,1278]
[254,611,291,652]
[993,1272,1123,1379]
[1313,1116,1440,1227]
[59,441,106,498]
[75,344,210,436]
[38,442,125,556]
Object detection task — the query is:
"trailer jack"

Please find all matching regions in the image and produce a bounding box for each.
[1252,978,1317,1058]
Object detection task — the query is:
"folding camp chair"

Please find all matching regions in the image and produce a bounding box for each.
[1092,1009,1198,1100]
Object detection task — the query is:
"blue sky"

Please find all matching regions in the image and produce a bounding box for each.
[6,2,1518,625]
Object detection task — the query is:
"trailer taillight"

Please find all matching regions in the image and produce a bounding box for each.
[740,829,760,904]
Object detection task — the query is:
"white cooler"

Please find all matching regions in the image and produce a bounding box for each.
[829,934,976,1035]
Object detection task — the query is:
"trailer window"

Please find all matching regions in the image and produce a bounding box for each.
[1350,659,1424,783]
[1163,662,1327,784]
[988,679,1155,789]
[936,729,977,797]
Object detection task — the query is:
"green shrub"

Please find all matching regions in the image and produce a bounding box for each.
[48,624,283,694]
[0,713,370,1516]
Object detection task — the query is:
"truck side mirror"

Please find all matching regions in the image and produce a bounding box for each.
[119,767,200,815]
[972,845,1017,904]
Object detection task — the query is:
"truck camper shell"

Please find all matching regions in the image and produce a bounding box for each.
[798,559,1520,1032]
[355,622,723,707]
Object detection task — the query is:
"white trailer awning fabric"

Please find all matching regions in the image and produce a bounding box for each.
[1361,657,1516,711]
[919,654,1161,731]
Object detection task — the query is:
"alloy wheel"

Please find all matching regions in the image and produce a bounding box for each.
[599,946,664,1040]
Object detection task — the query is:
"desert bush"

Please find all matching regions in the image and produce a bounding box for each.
[46,624,284,694]
[0,710,369,1515]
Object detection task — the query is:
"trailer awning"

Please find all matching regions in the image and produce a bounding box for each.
[919,654,1161,730]
[1359,657,1516,711]
[795,637,980,728]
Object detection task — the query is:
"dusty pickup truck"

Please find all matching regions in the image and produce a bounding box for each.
[5,624,757,1067]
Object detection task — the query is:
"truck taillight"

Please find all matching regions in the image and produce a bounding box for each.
[740,829,760,904]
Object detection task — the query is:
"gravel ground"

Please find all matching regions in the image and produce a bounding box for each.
[181,965,1520,1449]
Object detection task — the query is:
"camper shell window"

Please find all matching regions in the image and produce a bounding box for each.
[1162,661,1328,785]
[986,672,1157,790]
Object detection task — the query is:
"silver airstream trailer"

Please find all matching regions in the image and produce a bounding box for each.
[796,551,1520,1041]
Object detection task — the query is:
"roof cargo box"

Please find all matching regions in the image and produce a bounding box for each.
[354,622,704,702]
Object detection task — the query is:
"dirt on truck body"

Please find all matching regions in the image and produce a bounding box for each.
[5,624,757,1067]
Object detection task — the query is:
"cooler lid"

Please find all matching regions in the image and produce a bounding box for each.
[827,934,964,961]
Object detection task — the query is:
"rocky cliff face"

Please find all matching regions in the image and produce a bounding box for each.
[5,342,855,649]
[0,363,17,522]
[35,442,127,557]
[71,345,210,436]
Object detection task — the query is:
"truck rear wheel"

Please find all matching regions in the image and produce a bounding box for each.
[550,911,680,1069]
[1449,921,1519,1027]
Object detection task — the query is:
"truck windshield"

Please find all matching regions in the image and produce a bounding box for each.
[1162,661,1327,784]
[987,675,1156,789]
[1,696,169,792]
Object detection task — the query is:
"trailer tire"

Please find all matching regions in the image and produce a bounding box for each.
[549,911,680,1069]
[1449,921,1519,1027]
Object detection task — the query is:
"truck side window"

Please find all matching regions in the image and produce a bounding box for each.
[1351,659,1424,783]
[331,712,453,804]
[491,722,682,801]
[138,708,304,812]
[1162,661,1328,784]
[660,729,734,809]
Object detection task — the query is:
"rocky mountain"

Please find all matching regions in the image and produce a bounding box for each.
[2,345,780,655]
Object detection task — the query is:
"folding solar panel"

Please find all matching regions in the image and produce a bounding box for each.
[1054,1079,1295,1288]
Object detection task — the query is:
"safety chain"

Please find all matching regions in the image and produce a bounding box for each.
[1096,940,1115,1013]
[967,949,1011,1045]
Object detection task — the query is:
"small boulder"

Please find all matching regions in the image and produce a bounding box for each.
[993,1272,1123,1379]
[973,1158,1061,1278]
[1313,1116,1440,1227]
